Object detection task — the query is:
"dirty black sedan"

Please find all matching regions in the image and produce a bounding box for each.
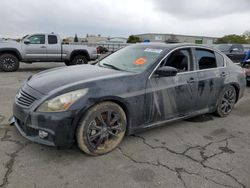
[10,43,246,155]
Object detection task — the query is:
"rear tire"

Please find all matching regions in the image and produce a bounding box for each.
[0,54,19,72]
[215,85,237,117]
[71,55,88,65]
[76,102,127,156]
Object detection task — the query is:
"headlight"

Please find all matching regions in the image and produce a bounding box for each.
[36,89,88,112]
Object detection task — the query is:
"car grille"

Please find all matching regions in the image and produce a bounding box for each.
[16,90,37,107]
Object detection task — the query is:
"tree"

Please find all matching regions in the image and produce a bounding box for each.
[127,35,141,43]
[216,34,248,44]
[243,30,250,38]
[74,34,79,42]
[243,30,250,43]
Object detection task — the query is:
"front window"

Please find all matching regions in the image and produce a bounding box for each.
[99,45,165,73]
[28,35,45,44]
[161,48,192,72]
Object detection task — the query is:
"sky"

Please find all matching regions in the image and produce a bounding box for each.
[0,0,249,38]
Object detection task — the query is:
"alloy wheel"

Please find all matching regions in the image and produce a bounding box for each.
[2,57,16,69]
[220,88,236,114]
[86,110,125,152]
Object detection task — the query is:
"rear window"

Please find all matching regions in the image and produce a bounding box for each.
[215,52,225,67]
[48,35,58,44]
[231,45,244,53]
[195,49,217,70]
[216,44,231,52]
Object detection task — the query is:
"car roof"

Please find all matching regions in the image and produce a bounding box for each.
[132,42,214,51]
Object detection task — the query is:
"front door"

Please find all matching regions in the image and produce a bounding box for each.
[145,48,198,124]
[22,34,47,61]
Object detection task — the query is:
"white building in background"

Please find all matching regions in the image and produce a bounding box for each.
[109,37,127,43]
[135,33,218,44]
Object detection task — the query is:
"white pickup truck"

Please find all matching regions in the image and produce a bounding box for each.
[0,33,98,72]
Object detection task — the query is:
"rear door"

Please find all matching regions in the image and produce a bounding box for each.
[46,35,62,61]
[145,48,198,124]
[195,48,227,111]
[22,34,47,61]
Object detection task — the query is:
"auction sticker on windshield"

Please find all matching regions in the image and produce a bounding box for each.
[134,58,147,65]
[144,48,163,53]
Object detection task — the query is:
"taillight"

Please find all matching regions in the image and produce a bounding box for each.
[96,47,100,54]
[245,68,250,76]
[241,69,250,76]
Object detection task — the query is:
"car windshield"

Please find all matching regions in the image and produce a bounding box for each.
[215,44,231,52]
[99,45,165,73]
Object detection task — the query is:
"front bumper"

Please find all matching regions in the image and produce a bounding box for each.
[11,102,77,147]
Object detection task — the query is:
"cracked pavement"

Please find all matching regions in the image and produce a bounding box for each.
[0,63,250,188]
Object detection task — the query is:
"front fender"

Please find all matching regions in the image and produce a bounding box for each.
[0,48,22,60]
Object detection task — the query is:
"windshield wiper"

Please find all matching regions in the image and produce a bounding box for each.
[102,63,123,71]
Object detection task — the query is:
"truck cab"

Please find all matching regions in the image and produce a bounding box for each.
[22,34,63,62]
[215,44,246,64]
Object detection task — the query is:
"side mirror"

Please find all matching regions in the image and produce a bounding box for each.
[155,66,178,77]
[24,39,30,44]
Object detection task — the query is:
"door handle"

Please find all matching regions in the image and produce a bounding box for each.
[40,46,46,48]
[187,77,195,84]
[220,72,226,77]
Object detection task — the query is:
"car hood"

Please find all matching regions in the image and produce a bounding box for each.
[27,64,133,94]
[0,40,20,47]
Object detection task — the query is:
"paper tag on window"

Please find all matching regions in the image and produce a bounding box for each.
[144,48,163,53]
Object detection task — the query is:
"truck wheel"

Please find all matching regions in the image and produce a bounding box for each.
[0,54,19,72]
[72,55,88,65]
[65,61,71,66]
[76,102,127,156]
[247,81,250,87]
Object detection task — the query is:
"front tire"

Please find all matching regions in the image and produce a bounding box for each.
[76,102,127,155]
[0,54,19,72]
[215,85,237,117]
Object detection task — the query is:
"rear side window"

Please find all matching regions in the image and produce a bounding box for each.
[195,49,217,70]
[48,35,58,44]
[215,52,225,67]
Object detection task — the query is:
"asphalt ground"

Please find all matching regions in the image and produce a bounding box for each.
[0,62,250,188]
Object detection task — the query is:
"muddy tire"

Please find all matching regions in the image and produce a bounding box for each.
[76,102,127,156]
[215,85,237,117]
[0,54,19,72]
[71,55,88,65]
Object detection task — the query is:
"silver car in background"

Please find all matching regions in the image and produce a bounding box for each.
[0,33,98,72]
